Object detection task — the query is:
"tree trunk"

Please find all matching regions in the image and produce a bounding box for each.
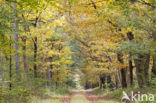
[0,55,5,88]
[0,55,3,87]
[13,3,20,80]
[9,55,12,90]
[129,59,133,86]
[127,32,134,86]
[127,32,150,88]
[120,69,127,88]
[117,53,127,88]
[47,65,52,87]
[144,54,150,86]
[22,38,29,86]
[99,75,106,89]
[0,55,1,65]
[134,54,150,88]
[115,73,119,89]
[34,37,37,78]
[152,56,156,75]
[0,55,2,77]
[107,75,114,90]
[9,38,12,90]
[152,34,156,75]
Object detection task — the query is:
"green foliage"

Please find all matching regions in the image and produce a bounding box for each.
[118,40,152,55]
[31,96,62,103]
[0,0,156,102]
[0,88,30,103]
[106,87,156,102]
[150,74,156,88]
[52,86,70,95]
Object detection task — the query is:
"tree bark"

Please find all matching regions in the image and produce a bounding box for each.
[117,53,127,88]
[0,55,3,87]
[152,34,156,75]
[134,54,150,88]
[127,32,134,86]
[115,73,119,89]
[9,54,12,90]
[22,38,29,86]
[152,56,156,75]
[0,55,5,88]
[144,54,150,86]
[47,59,52,87]
[127,32,150,88]
[34,37,37,78]
[107,75,114,90]
[9,37,12,90]
[129,59,133,86]
[13,3,21,80]
[0,55,2,77]
[99,75,106,89]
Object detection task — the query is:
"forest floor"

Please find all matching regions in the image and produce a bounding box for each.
[38,90,120,103]
[69,90,120,103]
[35,73,120,103]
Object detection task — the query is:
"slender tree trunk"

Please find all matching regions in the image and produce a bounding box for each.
[117,53,127,88]
[127,32,134,86]
[152,56,156,75]
[42,57,48,87]
[46,57,52,87]
[50,65,53,86]
[152,34,156,75]
[117,69,122,88]
[107,75,114,90]
[129,59,133,86]
[22,38,29,86]
[0,55,2,87]
[13,3,20,80]
[144,54,150,86]
[115,73,119,89]
[0,55,1,65]
[9,55,12,90]
[0,55,2,76]
[34,37,37,78]
[47,65,52,87]
[9,37,12,90]
[0,55,5,88]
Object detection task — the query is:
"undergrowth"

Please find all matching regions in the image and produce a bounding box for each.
[94,87,156,103]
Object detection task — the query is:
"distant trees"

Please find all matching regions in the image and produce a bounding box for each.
[0,0,74,96]
[65,0,156,89]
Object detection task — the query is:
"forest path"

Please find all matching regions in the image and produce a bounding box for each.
[70,90,91,103]
[69,71,91,103]
[69,90,120,103]
[69,71,119,103]
[70,93,90,103]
